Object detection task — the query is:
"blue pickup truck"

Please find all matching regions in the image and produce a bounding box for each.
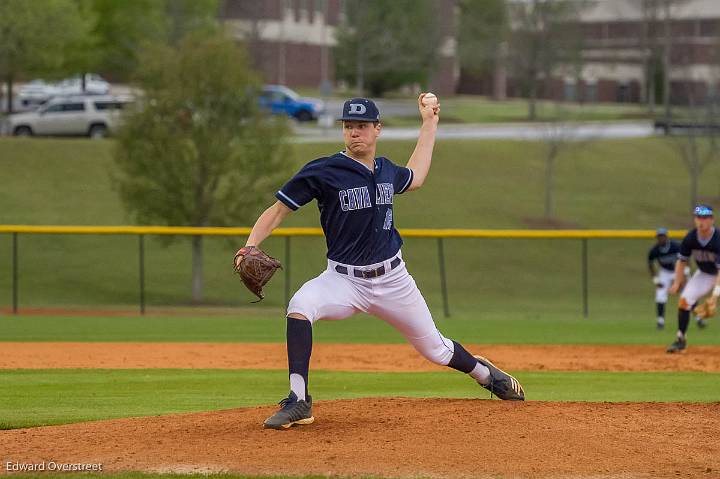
[258,85,325,122]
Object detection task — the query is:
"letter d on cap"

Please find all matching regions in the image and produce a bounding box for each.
[348,103,367,115]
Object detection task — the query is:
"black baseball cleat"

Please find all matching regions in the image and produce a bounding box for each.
[263,391,314,430]
[474,355,525,401]
[696,318,708,329]
[666,338,687,353]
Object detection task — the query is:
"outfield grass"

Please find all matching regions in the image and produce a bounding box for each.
[381,96,651,126]
[2,368,718,429]
[1,313,717,431]
[1,137,719,314]
[2,314,719,345]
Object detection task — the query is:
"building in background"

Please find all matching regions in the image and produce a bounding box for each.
[575,0,720,105]
[221,0,340,90]
[460,0,720,105]
[220,0,459,95]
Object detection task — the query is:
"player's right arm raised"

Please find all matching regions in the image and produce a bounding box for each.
[405,93,440,192]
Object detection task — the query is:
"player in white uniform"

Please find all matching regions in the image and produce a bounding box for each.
[667,205,720,353]
[236,95,525,430]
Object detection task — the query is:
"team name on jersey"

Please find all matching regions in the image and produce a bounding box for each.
[692,250,717,263]
[339,183,394,211]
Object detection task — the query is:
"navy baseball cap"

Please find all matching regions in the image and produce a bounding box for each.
[338,98,380,122]
[694,204,714,217]
[656,227,668,236]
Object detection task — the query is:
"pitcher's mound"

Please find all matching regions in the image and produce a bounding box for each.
[2,398,719,478]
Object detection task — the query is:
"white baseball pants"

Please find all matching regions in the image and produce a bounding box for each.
[680,270,717,310]
[287,252,456,366]
[655,269,675,303]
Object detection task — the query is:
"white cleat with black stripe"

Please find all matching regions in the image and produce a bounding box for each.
[474,355,525,401]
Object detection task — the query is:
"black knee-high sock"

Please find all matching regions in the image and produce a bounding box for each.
[287,317,312,400]
[656,302,665,318]
[678,309,690,336]
[447,340,478,373]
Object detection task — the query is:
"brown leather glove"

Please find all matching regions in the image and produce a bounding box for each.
[233,246,282,302]
[693,300,717,319]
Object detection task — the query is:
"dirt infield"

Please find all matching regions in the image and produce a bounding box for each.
[1,399,719,478]
[2,342,720,372]
[3,343,719,478]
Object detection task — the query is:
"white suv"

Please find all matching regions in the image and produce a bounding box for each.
[5,95,133,138]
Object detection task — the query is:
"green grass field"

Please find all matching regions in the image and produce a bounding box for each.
[381,96,652,126]
[2,136,720,451]
[2,136,719,315]
[2,314,720,345]
[1,314,719,430]
[2,369,718,429]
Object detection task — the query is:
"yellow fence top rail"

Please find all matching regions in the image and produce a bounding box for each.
[0,225,687,239]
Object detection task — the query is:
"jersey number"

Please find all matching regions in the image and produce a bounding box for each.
[383,209,393,230]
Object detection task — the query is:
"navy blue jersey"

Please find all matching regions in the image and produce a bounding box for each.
[648,241,680,272]
[275,152,414,265]
[678,228,720,275]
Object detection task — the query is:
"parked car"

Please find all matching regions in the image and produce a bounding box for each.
[258,85,324,122]
[5,94,134,138]
[17,80,59,102]
[54,74,111,96]
[16,74,111,110]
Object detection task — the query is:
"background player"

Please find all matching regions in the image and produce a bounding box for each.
[235,94,525,430]
[647,227,679,329]
[667,204,720,352]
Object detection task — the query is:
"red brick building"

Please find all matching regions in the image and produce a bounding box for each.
[460,0,720,105]
[220,0,459,95]
[223,0,720,104]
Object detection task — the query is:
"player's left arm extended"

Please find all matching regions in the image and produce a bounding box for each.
[405,95,439,192]
[245,201,293,248]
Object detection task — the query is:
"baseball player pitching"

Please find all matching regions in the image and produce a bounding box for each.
[235,94,525,430]
[667,204,720,353]
[648,227,680,330]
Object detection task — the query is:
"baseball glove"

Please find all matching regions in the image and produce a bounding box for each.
[233,246,282,302]
[693,299,717,319]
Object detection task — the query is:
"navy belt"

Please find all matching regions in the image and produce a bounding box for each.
[335,256,402,278]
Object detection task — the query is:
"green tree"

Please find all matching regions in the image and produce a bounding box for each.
[62,0,102,91]
[0,0,90,112]
[334,0,439,97]
[165,0,219,46]
[506,0,587,120]
[113,33,294,303]
[86,0,219,82]
[457,0,508,80]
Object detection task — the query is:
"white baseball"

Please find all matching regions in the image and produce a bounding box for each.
[422,92,438,107]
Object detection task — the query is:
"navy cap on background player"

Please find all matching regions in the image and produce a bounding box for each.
[656,227,668,236]
[694,204,714,217]
[338,98,380,122]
